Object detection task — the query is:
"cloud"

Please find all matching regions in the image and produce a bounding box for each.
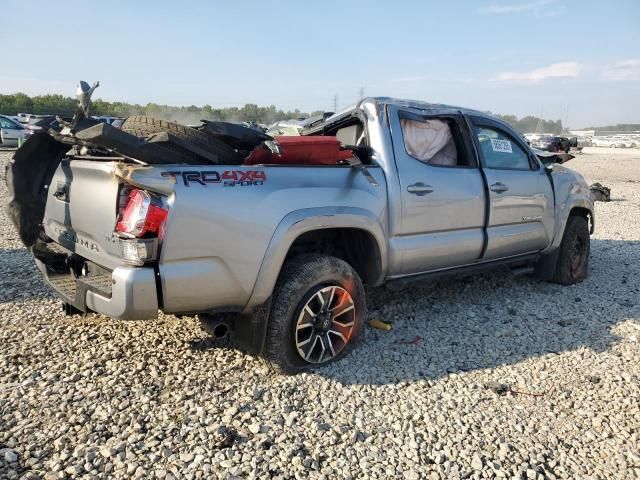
[479,0,562,15]
[491,62,580,83]
[601,59,640,81]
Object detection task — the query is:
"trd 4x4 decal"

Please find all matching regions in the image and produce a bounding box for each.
[161,170,266,187]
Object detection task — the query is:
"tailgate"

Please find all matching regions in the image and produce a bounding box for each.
[43,159,124,269]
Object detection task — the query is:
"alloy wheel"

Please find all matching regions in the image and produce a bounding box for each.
[294,286,356,364]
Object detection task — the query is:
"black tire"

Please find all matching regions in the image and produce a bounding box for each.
[121,116,241,164]
[266,254,366,374]
[553,215,590,285]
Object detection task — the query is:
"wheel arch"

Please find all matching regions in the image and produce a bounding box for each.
[284,227,383,286]
[535,199,594,281]
[569,205,594,234]
[243,207,387,313]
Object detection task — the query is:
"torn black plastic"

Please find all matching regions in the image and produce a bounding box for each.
[533,148,574,165]
[5,132,70,248]
[145,131,220,163]
[199,120,272,151]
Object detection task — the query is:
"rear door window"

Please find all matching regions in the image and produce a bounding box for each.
[399,117,475,167]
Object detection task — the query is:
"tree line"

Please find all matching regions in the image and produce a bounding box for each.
[582,123,640,132]
[1,92,567,132]
[0,93,319,125]
[494,114,563,134]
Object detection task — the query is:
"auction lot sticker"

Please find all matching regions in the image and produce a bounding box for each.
[491,138,513,153]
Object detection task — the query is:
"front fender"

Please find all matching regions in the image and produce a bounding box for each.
[547,172,594,252]
[535,169,593,281]
[243,206,387,312]
[551,189,595,249]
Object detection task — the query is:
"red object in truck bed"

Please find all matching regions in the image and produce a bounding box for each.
[244,136,353,165]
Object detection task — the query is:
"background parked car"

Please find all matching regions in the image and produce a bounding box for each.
[0,115,27,147]
[23,115,57,135]
[611,136,636,148]
[531,135,574,153]
[592,137,617,147]
[576,136,593,147]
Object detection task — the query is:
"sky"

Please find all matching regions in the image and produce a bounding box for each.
[1,0,638,127]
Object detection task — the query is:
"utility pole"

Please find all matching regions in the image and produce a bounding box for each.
[359,87,365,100]
[333,94,338,113]
[535,107,544,134]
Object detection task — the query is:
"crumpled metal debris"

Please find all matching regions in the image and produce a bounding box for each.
[590,182,611,202]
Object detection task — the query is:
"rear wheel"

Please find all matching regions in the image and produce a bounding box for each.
[553,215,590,285]
[266,254,365,374]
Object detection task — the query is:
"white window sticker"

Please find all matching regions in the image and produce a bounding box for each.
[490,138,513,153]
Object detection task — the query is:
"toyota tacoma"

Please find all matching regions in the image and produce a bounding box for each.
[6,93,594,373]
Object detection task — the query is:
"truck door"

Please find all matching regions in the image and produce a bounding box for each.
[468,115,554,260]
[388,106,486,274]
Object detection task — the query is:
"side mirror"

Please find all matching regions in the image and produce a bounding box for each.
[569,137,578,147]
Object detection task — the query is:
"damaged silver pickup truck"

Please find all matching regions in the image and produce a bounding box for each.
[7,86,594,373]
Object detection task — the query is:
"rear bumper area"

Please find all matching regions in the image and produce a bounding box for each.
[35,258,158,320]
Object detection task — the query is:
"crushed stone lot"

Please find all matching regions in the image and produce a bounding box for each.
[0,147,639,480]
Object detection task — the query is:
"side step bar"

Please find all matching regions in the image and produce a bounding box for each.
[510,265,536,276]
[387,254,539,291]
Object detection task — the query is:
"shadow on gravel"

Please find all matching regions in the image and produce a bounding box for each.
[189,238,639,384]
[311,238,639,385]
[0,248,52,303]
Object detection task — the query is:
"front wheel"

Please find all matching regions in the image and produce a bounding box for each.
[266,254,366,374]
[553,215,590,285]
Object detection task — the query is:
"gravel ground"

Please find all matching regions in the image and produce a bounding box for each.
[1,147,639,480]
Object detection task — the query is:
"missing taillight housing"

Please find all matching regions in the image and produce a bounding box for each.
[115,188,168,239]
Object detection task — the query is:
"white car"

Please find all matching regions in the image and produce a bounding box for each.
[591,137,619,148]
[612,137,637,148]
[0,115,27,147]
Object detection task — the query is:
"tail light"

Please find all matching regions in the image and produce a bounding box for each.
[115,188,168,266]
[116,189,168,239]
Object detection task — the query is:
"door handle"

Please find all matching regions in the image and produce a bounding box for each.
[490,182,509,193]
[407,183,434,196]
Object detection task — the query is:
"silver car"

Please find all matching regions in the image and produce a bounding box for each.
[0,115,26,147]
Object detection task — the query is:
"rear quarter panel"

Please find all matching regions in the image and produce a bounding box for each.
[150,165,387,313]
